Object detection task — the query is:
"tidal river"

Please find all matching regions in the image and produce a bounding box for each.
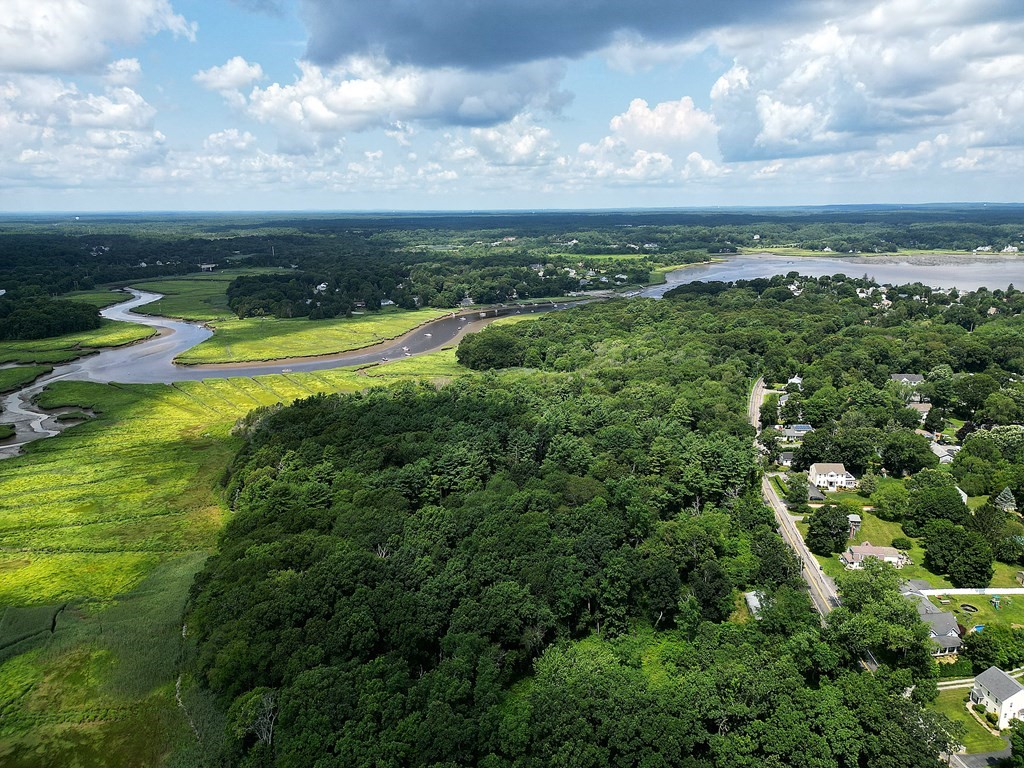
[3,252,1024,457]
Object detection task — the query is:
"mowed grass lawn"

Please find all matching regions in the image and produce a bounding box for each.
[935,592,1024,631]
[0,320,155,365]
[805,507,1020,590]
[0,348,471,767]
[177,307,452,364]
[929,689,1007,753]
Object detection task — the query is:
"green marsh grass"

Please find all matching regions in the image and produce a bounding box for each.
[0,321,155,365]
[0,366,52,393]
[175,306,451,364]
[0,349,472,766]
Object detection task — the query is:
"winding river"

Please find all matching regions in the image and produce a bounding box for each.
[4,252,1024,457]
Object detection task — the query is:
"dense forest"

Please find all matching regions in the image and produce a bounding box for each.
[3,206,1024,311]
[182,275,1009,767]
[0,296,101,340]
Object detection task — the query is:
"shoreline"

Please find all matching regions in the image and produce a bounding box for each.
[742,249,1024,267]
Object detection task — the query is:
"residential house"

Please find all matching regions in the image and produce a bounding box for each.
[921,612,963,657]
[781,424,814,441]
[930,443,960,464]
[840,542,910,569]
[808,462,858,490]
[890,373,925,386]
[779,451,794,468]
[971,667,1024,730]
[847,514,862,538]
[909,403,932,421]
[787,375,803,390]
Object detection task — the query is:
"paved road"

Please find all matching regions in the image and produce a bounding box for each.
[749,378,840,618]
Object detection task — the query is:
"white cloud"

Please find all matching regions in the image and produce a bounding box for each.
[466,115,559,167]
[231,57,568,145]
[194,57,265,92]
[0,74,166,190]
[609,97,717,148]
[204,128,257,152]
[682,151,727,179]
[710,2,1024,162]
[0,0,195,74]
[105,59,142,87]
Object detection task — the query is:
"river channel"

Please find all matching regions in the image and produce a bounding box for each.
[4,252,1024,457]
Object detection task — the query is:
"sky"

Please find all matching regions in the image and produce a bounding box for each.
[2,0,1023,211]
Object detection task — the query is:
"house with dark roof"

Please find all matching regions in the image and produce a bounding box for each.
[779,451,794,468]
[972,667,1024,729]
[921,612,963,657]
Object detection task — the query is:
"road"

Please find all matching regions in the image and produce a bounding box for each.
[749,378,840,618]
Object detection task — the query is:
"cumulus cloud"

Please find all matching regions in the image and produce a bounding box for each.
[710,1,1024,162]
[465,115,559,167]
[105,59,142,87]
[609,97,717,149]
[0,0,195,74]
[194,57,266,92]
[227,58,569,145]
[297,0,831,69]
[0,74,166,190]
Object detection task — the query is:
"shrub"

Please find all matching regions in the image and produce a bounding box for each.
[891,536,912,550]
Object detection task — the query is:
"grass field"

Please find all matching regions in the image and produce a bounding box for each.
[129,269,299,322]
[807,507,1021,590]
[61,289,130,308]
[0,348,471,766]
[0,366,52,394]
[0,321,156,365]
[929,688,1007,753]
[932,592,1024,632]
[129,274,238,322]
[176,307,452,364]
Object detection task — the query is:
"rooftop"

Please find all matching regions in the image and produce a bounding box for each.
[976,666,1024,701]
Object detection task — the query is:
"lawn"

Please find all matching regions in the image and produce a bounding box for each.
[935,591,1024,631]
[805,509,955,588]
[0,366,51,394]
[804,507,1021,590]
[0,348,474,766]
[175,306,451,364]
[929,688,1007,753]
[0,321,155,365]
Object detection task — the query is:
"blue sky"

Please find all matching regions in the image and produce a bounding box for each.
[2,0,1023,211]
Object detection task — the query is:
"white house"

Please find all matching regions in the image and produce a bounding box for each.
[787,375,803,390]
[930,443,961,464]
[808,462,858,490]
[840,542,910,569]
[890,373,924,386]
[971,667,1024,730]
